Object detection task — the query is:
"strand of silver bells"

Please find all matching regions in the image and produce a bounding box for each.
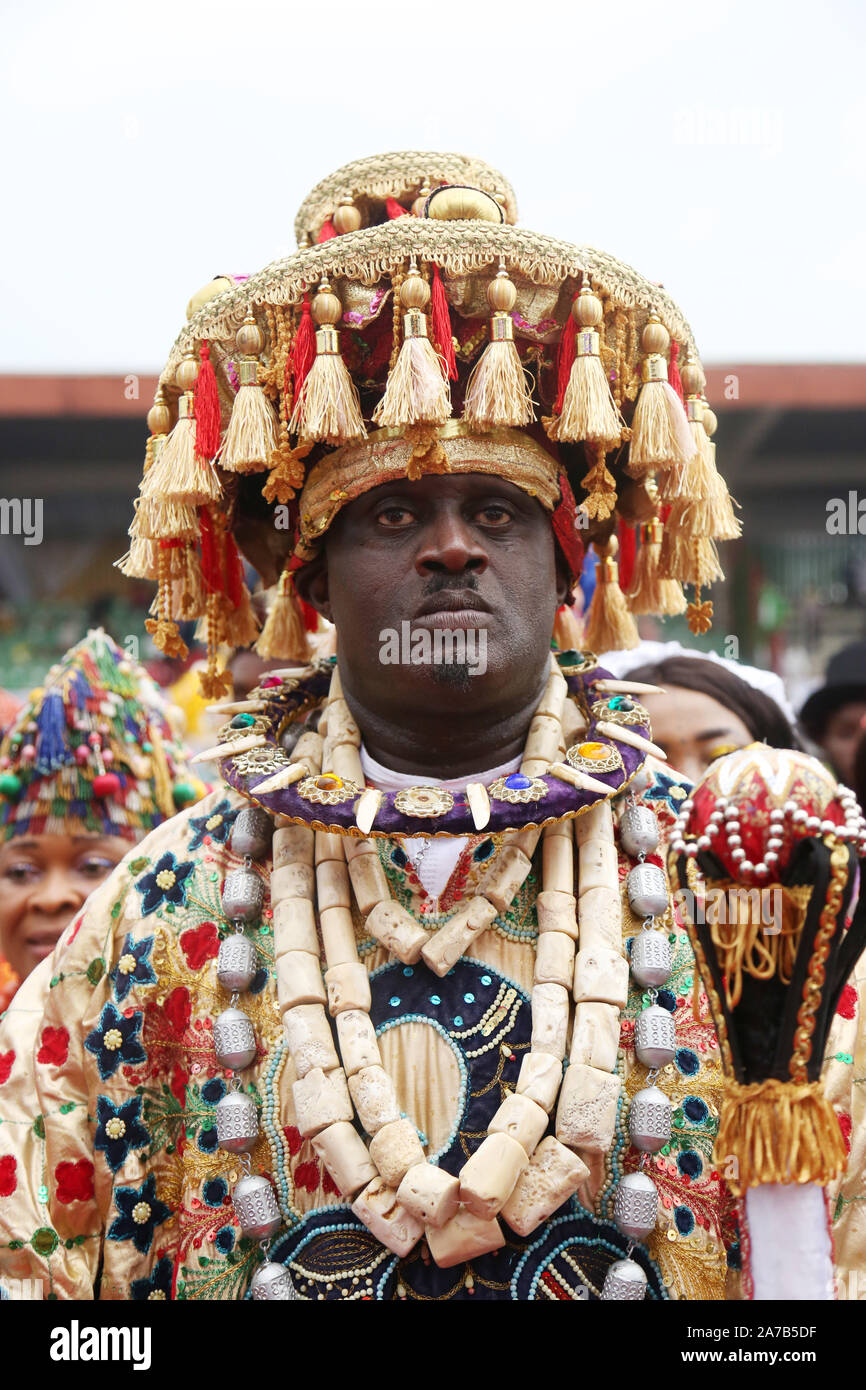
[212,805,295,1300]
[602,795,676,1300]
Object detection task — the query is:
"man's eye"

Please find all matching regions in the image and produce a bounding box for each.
[476,504,512,525]
[377,507,415,527]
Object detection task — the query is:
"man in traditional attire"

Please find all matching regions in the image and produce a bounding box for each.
[0,153,863,1302]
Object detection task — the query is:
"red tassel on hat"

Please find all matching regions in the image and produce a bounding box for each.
[193,342,221,461]
[300,599,319,632]
[554,296,578,414]
[668,339,685,403]
[431,265,457,381]
[224,533,244,608]
[551,472,584,581]
[198,508,223,595]
[386,197,409,219]
[617,518,637,592]
[317,220,336,243]
[292,297,316,399]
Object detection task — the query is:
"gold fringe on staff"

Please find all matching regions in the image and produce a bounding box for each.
[714,1077,848,1195]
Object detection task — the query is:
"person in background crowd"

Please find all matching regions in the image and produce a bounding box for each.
[800,641,866,788]
[601,643,799,785]
[0,629,204,1005]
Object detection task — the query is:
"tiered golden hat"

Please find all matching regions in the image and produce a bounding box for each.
[123,151,737,696]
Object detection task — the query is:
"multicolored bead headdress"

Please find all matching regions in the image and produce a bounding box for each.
[122,150,738,694]
[0,629,206,843]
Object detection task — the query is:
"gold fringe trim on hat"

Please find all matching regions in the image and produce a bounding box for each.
[714,1077,847,1196]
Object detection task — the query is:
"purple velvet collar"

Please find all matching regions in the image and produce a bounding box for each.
[220,659,648,837]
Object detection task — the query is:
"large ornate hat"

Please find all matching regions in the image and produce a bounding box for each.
[0,629,206,842]
[121,151,738,695]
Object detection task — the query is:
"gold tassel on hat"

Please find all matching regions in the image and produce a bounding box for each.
[255,568,312,662]
[552,604,583,652]
[629,517,687,616]
[714,1077,848,1196]
[139,355,222,508]
[145,543,189,659]
[546,278,624,448]
[221,313,279,472]
[584,537,639,651]
[627,315,695,482]
[373,261,451,428]
[289,279,367,444]
[660,510,724,587]
[463,261,535,429]
[701,401,741,540]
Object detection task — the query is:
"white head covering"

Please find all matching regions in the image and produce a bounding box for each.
[598,640,798,728]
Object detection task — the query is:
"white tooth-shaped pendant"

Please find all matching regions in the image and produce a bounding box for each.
[594,679,665,696]
[594,722,667,760]
[466,782,491,830]
[253,762,311,794]
[548,761,613,797]
[355,787,384,835]
[190,734,267,764]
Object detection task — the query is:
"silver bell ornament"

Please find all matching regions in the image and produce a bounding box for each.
[215,1089,259,1153]
[213,1007,257,1070]
[601,1257,647,1301]
[634,1004,677,1068]
[217,932,258,992]
[221,868,265,924]
[614,1172,658,1240]
[620,804,660,858]
[251,1261,296,1300]
[627,863,668,919]
[630,928,672,988]
[230,807,274,861]
[628,1085,673,1152]
[232,1174,282,1239]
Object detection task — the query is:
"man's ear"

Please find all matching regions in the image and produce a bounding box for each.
[293,556,332,622]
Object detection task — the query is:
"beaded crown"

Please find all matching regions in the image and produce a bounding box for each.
[0,629,206,842]
[122,150,738,694]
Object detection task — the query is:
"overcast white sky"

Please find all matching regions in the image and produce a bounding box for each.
[2,0,864,371]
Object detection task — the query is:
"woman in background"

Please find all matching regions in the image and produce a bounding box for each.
[604,645,800,784]
[0,629,204,1007]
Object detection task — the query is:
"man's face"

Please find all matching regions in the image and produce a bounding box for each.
[296,472,570,725]
[820,700,866,785]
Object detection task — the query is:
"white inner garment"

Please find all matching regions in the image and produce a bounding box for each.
[360,747,522,899]
[745,1183,833,1299]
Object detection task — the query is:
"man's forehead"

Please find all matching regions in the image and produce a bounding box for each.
[342,470,542,508]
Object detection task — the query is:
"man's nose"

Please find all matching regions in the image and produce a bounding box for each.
[414,509,489,576]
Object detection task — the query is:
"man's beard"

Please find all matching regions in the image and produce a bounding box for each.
[430,661,474,694]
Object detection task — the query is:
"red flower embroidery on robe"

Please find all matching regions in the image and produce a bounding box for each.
[37,1026,69,1067]
[179,923,220,972]
[836,983,857,1020]
[170,1064,189,1105]
[0,1155,16,1196]
[54,1158,94,1204]
[163,987,192,1039]
[0,1050,14,1084]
